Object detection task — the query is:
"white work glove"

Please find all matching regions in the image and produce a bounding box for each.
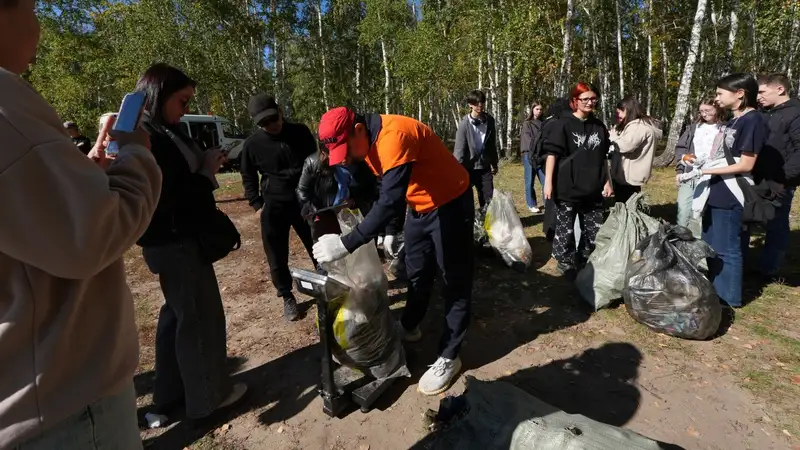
[313,234,349,263]
[383,235,400,258]
[678,170,703,183]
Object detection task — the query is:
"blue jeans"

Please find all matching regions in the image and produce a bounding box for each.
[703,207,748,307]
[523,153,546,208]
[17,383,142,450]
[759,187,795,275]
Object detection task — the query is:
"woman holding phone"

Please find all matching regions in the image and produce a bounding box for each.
[135,63,246,424]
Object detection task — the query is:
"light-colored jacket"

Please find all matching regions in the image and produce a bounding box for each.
[0,68,162,448]
[610,118,663,186]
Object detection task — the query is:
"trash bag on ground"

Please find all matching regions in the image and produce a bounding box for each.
[415,377,663,450]
[622,224,721,340]
[321,209,411,379]
[576,193,661,310]
[484,191,533,272]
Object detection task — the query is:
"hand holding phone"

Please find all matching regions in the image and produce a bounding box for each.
[106,92,148,155]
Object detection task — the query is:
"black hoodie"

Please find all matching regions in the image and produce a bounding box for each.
[754,98,800,187]
[542,113,610,203]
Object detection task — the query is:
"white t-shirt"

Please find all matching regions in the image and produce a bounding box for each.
[692,123,720,161]
[471,119,487,154]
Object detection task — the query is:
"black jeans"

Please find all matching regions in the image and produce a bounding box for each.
[260,199,316,298]
[400,189,474,360]
[470,168,495,208]
[142,239,230,419]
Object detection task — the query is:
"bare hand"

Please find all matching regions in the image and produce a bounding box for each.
[602,182,614,198]
[87,114,115,169]
[203,148,226,175]
[675,174,682,186]
[544,183,553,200]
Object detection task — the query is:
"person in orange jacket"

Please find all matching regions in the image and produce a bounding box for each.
[312,107,473,396]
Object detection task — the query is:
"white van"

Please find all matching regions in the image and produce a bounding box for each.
[99,113,250,167]
[179,114,248,165]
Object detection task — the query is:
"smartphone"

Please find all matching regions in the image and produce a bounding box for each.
[106,92,147,155]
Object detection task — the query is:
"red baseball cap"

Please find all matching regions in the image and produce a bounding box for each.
[318,107,355,166]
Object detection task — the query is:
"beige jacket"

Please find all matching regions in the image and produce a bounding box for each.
[610,118,663,186]
[0,68,161,448]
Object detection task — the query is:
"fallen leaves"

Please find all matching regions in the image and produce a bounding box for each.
[686,425,701,438]
[791,374,800,385]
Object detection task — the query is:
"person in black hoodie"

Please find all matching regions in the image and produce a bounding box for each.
[137,63,247,424]
[755,73,800,277]
[543,82,614,277]
[240,94,316,321]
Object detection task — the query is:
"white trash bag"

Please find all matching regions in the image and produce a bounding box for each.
[484,191,533,272]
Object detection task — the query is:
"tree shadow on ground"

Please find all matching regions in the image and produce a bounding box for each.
[140,344,319,450]
[372,236,592,410]
[409,343,683,449]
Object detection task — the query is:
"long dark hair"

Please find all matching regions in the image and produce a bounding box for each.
[525,101,543,121]
[615,96,654,132]
[135,63,196,125]
[717,73,759,110]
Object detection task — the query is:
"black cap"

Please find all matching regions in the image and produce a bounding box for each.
[248,93,280,125]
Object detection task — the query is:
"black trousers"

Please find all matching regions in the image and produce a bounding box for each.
[551,201,604,270]
[260,199,316,298]
[470,168,495,208]
[613,182,641,203]
[401,189,474,360]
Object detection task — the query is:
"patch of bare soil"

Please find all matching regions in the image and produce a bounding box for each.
[128,178,796,450]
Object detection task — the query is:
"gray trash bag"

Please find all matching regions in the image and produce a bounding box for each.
[321,209,411,380]
[576,193,661,310]
[417,377,662,450]
[623,224,722,340]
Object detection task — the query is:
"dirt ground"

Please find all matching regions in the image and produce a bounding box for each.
[128,167,800,450]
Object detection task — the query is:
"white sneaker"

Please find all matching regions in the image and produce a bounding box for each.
[217,382,248,410]
[529,206,541,213]
[377,236,385,246]
[398,321,423,342]
[417,356,462,396]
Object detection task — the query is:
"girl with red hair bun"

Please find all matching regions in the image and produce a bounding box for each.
[542,82,614,278]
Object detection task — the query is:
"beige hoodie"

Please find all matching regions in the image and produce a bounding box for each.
[0,68,161,448]
[610,118,663,186]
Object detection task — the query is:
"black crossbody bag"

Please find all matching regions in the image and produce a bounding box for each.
[720,137,780,226]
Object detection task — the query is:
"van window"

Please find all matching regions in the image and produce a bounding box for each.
[187,122,219,150]
[222,122,247,139]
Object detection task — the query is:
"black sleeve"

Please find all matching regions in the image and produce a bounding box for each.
[296,156,317,219]
[784,115,800,185]
[485,117,499,166]
[77,138,92,155]
[542,120,567,157]
[341,163,411,252]
[675,126,692,173]
[239,142,264,211]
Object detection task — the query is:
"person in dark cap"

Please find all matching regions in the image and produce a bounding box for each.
[63,121,92,155]
[240,94,317,321]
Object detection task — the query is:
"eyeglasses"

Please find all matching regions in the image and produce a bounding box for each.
[577,97,599,104]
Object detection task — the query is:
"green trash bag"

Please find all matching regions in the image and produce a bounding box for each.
[575,193,661,310]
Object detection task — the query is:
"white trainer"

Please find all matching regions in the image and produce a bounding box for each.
[417,356,462,396]
[529,206,541,213]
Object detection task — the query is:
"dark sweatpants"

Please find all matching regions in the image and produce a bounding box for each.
[260,199,316,298]
[400,188,474,360]
[470,168,494,208]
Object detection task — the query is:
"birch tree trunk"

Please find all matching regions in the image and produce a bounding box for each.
[505,53,513,159]
[380,37,390,114]
[785,5,799,76]
[355,43,361,103]
[317,0,329,110]
[656,0,708,167]
[615,0,625,96]
[556,0,574,97]
[646,0,653,115]
[722,0,739,75]
[478,57,483,90]
[661,39,669,123]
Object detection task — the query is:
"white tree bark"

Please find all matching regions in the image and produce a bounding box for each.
[557,0,575,97]
[418,99,423,121]
[661,39,669,122]
[478,57,483,90]
[723,0,739,75]
[660,0,708,165]
[355,43,361,100]
[380,37,390,114]
[785,4,799,76]
[616,0,625,96]
[317,0,329,110]
[505,53,513,158]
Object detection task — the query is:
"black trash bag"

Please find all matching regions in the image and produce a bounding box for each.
[622,224,722,340]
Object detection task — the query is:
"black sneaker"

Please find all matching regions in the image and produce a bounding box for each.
[283,296,300,321]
